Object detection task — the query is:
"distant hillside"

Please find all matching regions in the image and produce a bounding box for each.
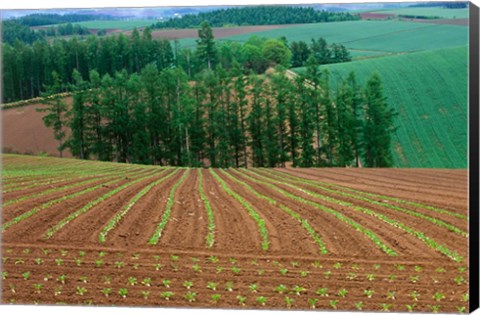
[295,46,468,168]
[153,6,360,29]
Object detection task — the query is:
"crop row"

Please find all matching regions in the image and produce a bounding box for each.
[262,169,467,220]
[244,170,463,262]
[3,175,118,207]
[209,169,270,251]
[99,170,181,243]
[197,169,216,248]
[148,170,190,245]
[223,169,328,254]
[44,169,168,239]
[1,177,125,231]
[258,169,468,236]
[233,169,397,256]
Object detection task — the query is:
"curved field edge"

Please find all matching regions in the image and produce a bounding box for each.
[294,46,468,168]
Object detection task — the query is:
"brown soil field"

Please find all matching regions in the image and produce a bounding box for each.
[2,100,73,158]
[1,154,469,312]
[121,24,291,40]
[400,18,469,25]
[360,12,396,20]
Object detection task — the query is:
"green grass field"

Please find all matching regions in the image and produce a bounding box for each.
[177,20,467,58]
[295,46,468,168]
[371,7,469,19]
[54,19,155,30]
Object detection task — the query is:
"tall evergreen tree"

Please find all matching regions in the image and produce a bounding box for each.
[37,71,68,157]
[67,69,90,159]
[196,21,217,70]
[362,73,396,167]
[248,74,266,167]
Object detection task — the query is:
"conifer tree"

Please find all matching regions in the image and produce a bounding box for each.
[196,21,217,70]
[362,73,396,167]
[37,71,68,157]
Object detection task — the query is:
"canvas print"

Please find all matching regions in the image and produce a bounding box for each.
[0,1,474,313]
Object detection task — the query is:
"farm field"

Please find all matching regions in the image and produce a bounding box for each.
[55,19,156,30]
[176,20,468,56]
[1,154,469,311]
[370,7,469,19]
[294,45,468,168]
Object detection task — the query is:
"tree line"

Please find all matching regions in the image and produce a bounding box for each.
[41,63,395,168]
[42,23,394,167]
[153,6,359,29]
[9,13,112,27]
[3,23,350,103]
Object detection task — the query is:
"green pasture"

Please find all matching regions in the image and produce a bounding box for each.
[295,46,468,168]
[371,7,469,19]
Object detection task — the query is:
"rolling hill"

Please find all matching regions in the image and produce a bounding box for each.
[295,45,468,168]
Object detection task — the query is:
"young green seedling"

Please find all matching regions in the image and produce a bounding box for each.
[338,288,348,298]
[237,295,247,306]
[185,291,197,302]
[274,284,288,294]
[33,283,43,294]
[249,283,259,293]
[410,290,420,301]
[256,296,267,306]
[101,288,112,297]
[300,270,309,277]
[430,305,441,313]
[355,302,364,310]
[22,271,30,280]
[366,273,376,281]
[76,286,87,296]
[330,300,339,309]
[192,264,202,273]
[284,296,294,309]
[308,298,319,309]
[161,291,174,300]
[292,285,306,295]
[35,258,44,265]
[118,288,128,298]
[387,291,396,300]
[405,304,416,312]
[433,292,445,302]
[142,277,152,287]
[454,276,466,285]
[381,303,392,312]
[183,281,193,289]
[141,291,150,300]
[208,256,219,263]
[207,282,218,291]
[364,289,374,298]
[128,277,137,286]
[316,287,328,296]
[57,274,67,284]
[210,294,221,304]
[225,281,234,292]
[163,279,171,288]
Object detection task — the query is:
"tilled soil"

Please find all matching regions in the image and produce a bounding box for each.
[1,162,469,312]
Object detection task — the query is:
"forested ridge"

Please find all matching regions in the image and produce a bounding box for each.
[3,24,350,103]
[36,22,394,168]
[153,6,359,29]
